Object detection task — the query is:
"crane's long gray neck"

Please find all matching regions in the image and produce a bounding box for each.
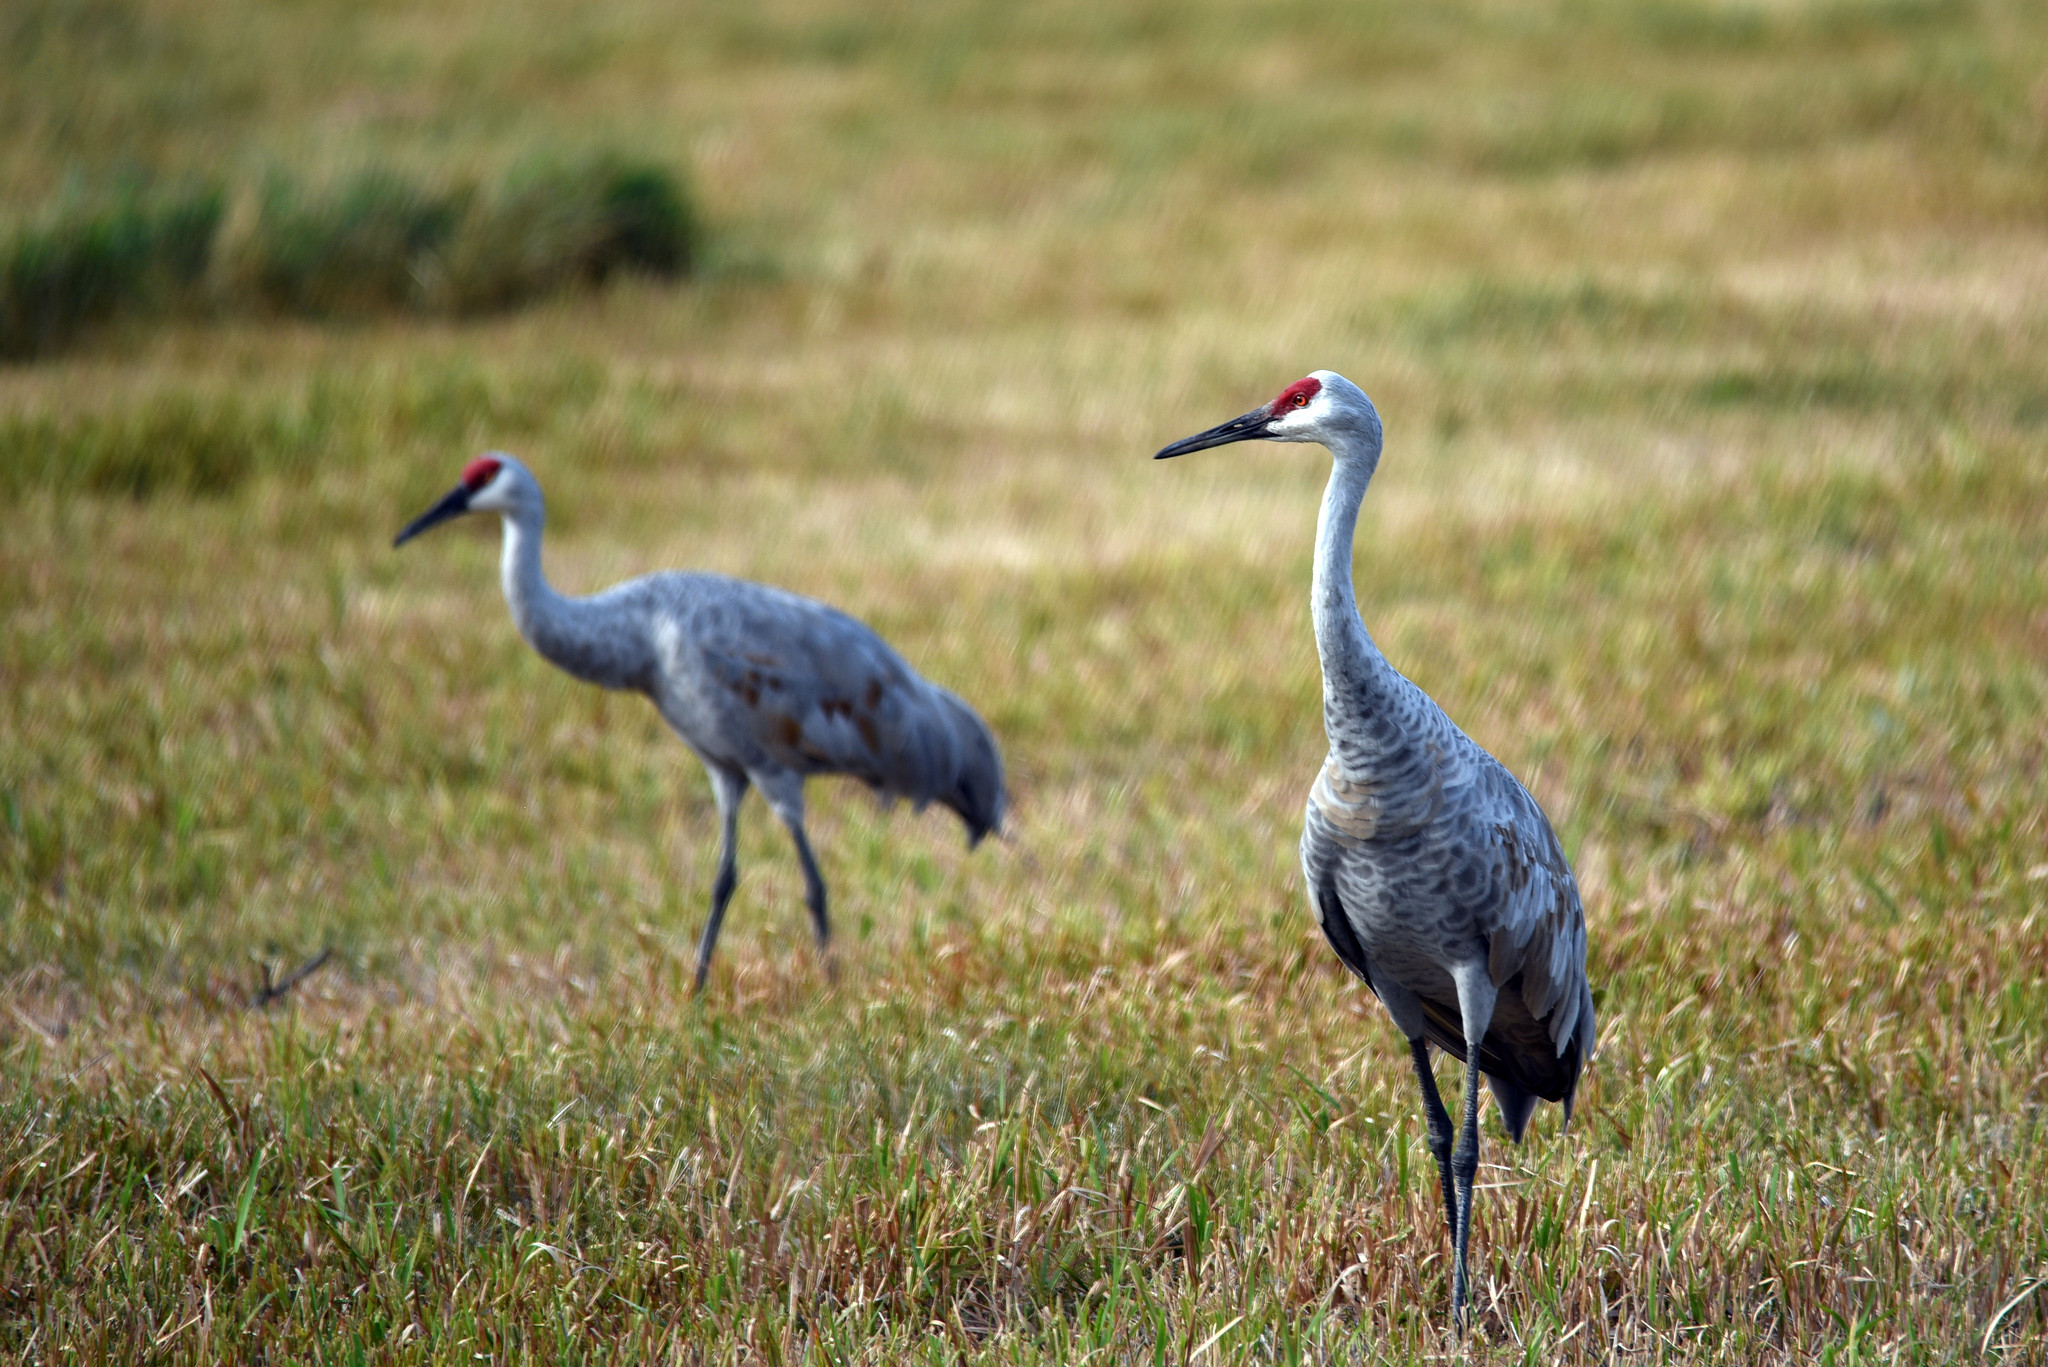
[1312,440,1411,768]
[500,502,653,692]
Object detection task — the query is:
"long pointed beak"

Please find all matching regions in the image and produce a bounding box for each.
[1152,407,1275,459]
[393,484,473,547]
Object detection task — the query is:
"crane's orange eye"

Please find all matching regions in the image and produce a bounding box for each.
[1272,377,1323,412]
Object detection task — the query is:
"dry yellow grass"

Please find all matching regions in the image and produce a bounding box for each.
[3,0,2047,1361]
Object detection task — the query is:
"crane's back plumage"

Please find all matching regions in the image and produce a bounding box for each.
[498,531,1003,850]
[629,571,1004,844]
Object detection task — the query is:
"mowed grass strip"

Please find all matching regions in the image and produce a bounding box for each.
[3,0,2048,1360]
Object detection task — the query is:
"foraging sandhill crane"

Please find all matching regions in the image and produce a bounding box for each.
[395,453,1005,991]
[1156,373,1594,1331]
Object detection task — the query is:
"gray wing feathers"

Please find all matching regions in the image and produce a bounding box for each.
[660,574,1005,839]
[1475,766,1592,1060]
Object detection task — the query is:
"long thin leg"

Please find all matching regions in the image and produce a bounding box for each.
[789,825,830,953]
[1450,1036,1484,1331]
[761,773,834,982]
[1447,963,1499,1336]
[692,765,749,994]
[1409,1037,1457,1235]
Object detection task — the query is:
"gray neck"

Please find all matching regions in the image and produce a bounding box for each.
[1311,438,1409,763]
[499,503,652,692]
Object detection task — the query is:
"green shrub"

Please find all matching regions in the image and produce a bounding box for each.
[0,187,223,360]
[249,172,462,316]
[446,154,698,313]
[591,160,697,277]
[0,156,699,358]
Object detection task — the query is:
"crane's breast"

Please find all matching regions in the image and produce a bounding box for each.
[1308,750,1447,850]
[1309,758,1384,847]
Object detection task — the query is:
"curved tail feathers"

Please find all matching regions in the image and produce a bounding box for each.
[1486,983,1593,1143]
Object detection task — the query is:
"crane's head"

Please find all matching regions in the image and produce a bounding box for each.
[1153,370,1381,461]
[393,452,536,547]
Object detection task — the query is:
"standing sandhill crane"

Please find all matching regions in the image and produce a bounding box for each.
[395,453,1006,991]
[1156,373,1594,1332]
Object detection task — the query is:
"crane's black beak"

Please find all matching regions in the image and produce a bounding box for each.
[393,484,473,547]
[1152,407,1275,459]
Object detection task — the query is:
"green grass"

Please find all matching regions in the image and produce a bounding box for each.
[0,157,696,359]
[3,0,2047,1361]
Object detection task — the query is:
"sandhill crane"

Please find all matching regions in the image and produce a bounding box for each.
[1156,373,1595,1332]
[395,453,1005,991]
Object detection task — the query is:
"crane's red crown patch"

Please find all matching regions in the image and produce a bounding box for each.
[461,456,504,491]
[1271,376,1322,414]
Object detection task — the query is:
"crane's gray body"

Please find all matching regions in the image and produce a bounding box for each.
[1156,369,1592,1330]
[1300,649,1593,1132]
[396,454,1003,988]
[532,569,1002,831]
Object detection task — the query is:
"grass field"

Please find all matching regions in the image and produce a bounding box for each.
[5,0,2048,1360]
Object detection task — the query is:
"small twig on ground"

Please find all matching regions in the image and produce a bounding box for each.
[252,949,333,1008]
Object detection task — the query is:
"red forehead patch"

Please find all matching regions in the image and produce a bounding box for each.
[1271,376,1322,414]
[461,456,504,491]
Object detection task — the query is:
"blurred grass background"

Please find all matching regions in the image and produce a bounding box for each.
[2,0,2046,1361]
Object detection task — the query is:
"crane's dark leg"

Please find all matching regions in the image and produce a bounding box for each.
[1409,1037,1458,1235]
[762,774,835,983]
[693,766,750,994]
[1447,963,1498,1336]
[1450,1036,1484,1332]
[789,825,830,957]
